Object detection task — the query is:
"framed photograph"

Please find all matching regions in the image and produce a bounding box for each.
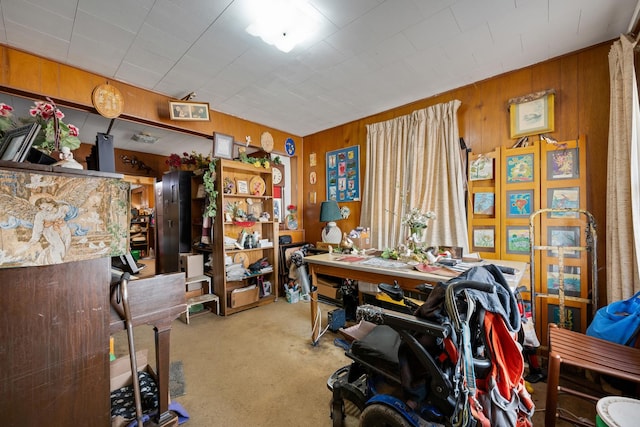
[236,180,249,194]
[506,190,533,217]
[506,153,534,183]
[547,148,579,180]
[506,226,530,254]
[546,264,581,297]
[548,187,580,218]
[169,100,210,121]
[273,198,283,222]
[547,303,581,332]
[547,226,581,258]
[472,226,495,253]
[469,156,494,181]
[0,123,41,162]
[473,192,495,215]
[213,132,234,159]
[509,91,554,138]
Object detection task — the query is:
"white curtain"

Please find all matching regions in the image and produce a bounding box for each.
[606,34,640,301]
[361,100,468,252]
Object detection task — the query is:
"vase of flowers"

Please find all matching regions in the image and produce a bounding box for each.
[26,99,81,154]
[166,151,211,172]
[286,204,298,230]
[0,99,81,155]
[402,207,436,251]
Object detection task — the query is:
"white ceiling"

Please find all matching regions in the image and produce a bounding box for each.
[0,0,638,156]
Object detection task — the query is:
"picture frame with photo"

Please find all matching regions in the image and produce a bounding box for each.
[506,190,533,217]
[509,91,554,138]
[469,156,494,181]
[213,132,234,159]
[0,123,41,162]
[506,226,530,254]
[547,148,579,180]
[547,226,581,258]
[169,100,210,121]
[473,192,495,215]
[506,153,534,183]
[548,303,581,332]
[236,180,249,194]
[548,187,580,218]
[472,226,495,253]
[546,264,581,297]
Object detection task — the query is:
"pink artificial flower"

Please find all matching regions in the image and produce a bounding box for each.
[68,124,79,137]
[0,103,13,116]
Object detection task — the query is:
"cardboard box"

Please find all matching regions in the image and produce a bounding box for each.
[229,285,259,308]
[179,253,203,278]
[110,349,169,427]
[315,276,340,299]
[352,236,372,249]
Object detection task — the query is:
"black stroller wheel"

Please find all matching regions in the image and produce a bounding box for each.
[360,403,414,427]
[330,397,345,427]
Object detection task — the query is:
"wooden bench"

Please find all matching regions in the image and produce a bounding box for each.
[545,323,640,427]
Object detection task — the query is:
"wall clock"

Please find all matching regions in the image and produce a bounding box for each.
[260,131,274,153]
[92,83,124,118]
[285,138,295,156]
[272,164,285,186]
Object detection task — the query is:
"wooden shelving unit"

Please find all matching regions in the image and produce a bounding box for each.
[212,159,279,316]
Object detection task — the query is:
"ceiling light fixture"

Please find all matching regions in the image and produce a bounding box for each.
[131,133,159,144]
[245,0,320,53]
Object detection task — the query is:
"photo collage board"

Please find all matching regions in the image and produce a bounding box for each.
[326,146,360,202]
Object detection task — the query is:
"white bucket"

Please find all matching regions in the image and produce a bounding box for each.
[597,396,640,427]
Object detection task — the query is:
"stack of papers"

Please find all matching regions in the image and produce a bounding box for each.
[226,263,246,281]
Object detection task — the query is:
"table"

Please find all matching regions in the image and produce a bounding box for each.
[304,253,527,343]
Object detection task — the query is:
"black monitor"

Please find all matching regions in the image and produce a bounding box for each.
[111,253,144,275]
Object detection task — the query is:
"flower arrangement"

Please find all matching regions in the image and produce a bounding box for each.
[0,103,15,134]
[166,151,211,170]
[0,99,81,154]
[402,207,436,231]
[287,204,297,214]
[27,100,81,153]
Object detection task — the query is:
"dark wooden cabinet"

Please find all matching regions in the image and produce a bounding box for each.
[158,171,192,273]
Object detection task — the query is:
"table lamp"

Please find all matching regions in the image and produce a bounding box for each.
[320,200,343,244]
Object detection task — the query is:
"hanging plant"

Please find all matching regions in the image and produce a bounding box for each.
[202,158,218,218]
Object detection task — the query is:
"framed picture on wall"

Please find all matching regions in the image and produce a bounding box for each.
[547,226,581,258]
[473,192,495,215]
[469,156,494,181]
[546,264,581,297]
[548,187,580,218]
[506,190,533,217]
[547,148,579,180]
[213,132,234,159]
[506,226,530,254]
[169,100,210,121]
[472,226,495,253]
[506,153,534,183]
[508,91,555,138]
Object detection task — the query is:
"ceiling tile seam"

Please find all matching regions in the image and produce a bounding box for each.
[149,1,233,96]
[113,3,159,84]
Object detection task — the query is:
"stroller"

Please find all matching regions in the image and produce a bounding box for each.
[327,264,534,427]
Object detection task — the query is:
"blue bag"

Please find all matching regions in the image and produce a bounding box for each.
[586,291,640,346]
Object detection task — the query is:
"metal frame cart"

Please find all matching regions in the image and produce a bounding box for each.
[528,208,598,333]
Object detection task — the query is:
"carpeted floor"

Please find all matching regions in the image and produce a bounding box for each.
[112,293,614,426]
[169,361,186,398]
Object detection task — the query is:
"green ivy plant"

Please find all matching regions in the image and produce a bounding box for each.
[202,158,218,219]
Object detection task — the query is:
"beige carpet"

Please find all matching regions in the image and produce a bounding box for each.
[113,294,601,426]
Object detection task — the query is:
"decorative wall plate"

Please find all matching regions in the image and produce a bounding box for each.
[234,252,249,268]
[249,176,266,196]
[260,131,274,153]
[92,83,124,118]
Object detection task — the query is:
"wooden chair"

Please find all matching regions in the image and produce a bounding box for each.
[545,323,640,427]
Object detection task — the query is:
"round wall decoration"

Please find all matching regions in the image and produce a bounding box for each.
[92,83,124,118]
[260,131,274,153]
[285,138,295,156]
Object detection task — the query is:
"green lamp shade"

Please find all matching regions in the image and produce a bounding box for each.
[320,200,342,244]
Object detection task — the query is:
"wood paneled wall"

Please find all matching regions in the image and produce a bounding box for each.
[302,41,612,305]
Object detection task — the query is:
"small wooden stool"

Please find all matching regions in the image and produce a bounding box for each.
[545,323,640,427]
